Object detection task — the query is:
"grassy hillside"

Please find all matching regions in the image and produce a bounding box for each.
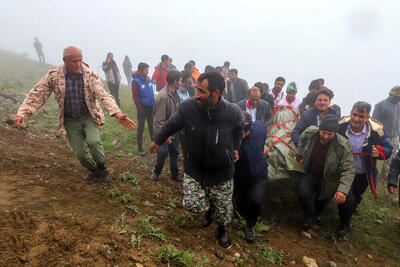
[0,49,399,266]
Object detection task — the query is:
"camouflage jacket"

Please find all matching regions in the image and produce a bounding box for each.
[16,63,121,135]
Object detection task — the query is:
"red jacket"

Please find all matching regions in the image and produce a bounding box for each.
[151,63,169,91]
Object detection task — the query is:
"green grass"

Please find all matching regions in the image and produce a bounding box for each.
[117,172,139,185]
[133,216,167,241]
[156,244,210,267]
[168,197,180,208]
[251,245,286,266]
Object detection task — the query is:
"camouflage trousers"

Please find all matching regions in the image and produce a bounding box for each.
[183,174,233,226]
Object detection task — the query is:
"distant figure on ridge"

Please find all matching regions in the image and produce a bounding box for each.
[122,55,133,90]
[102,52,121,107]
[33,37,45,63]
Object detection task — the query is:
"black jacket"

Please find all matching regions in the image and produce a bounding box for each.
[237,99,272,128]
[291,106,339,146]
[227,78,249,103]
[389,150,400,188]
[153,98,245,185]
[261,92,274,108]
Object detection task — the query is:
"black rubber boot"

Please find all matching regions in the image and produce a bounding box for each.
[217,225,233,249]
[336,220,352,239]
[201,206,214,228]
[98,163,110,182]
[243,223,255,243]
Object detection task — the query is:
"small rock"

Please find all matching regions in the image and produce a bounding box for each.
[135,263,143,267]
[301,231,312,239]
[242,252,249,258]
[215,251,225,260]
[375,220,383,225]
[234,252,240,258]
[226,255,236,262]
[367,254,373,260]
[155,210,167,216]
[290,261,296,265]
[328,261,337,267]
[303,256,318,267]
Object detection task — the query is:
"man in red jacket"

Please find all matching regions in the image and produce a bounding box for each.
[152,54,170,91]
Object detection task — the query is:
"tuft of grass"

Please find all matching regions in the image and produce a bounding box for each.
[101,244,112,254]
[117,172,140,185]
[156,244,210,267]
[251,245,285,265]
[143,201,154,207]
[134,216,167,241]
[170,211,185,227]
[130,232,143,250]
[126,204,140,214]
[254,221,270,237]
[168,197,180,208]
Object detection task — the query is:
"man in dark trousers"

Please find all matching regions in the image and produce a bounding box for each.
[296,115,355,238]
[33,37,45,63]
[233,111,268,243]
[237,87,272,128]
[150,71,182,182]
[150,72,244,248]
[102,52,121,107]
[227,68,249,103]
[292,89,339,146]
[131,62,155,155]
[339,101,392,213]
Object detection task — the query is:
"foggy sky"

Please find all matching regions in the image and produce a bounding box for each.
[1,0,399,114]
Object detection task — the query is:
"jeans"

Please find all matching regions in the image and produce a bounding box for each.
[298,172,355,224]
[136,106,154,152]
[107,82,120,107]
[234,177,266,227]
[154,134,179,177]
[64,114,104,170]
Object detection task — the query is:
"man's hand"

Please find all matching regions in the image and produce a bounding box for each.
[388,186,398,194]
[14,116,26,130]
[115,112,136,130]
[234,150,239,162]
[150,141,160,154]
[371,145,380,158]
[164,137,173,145]
[334,191,347,205]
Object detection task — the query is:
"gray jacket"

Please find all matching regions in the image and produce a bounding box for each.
[227,78,249,103]
[372,98,400,138]
[237,99,272,128]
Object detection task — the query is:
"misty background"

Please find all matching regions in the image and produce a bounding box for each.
[0,0,399,114]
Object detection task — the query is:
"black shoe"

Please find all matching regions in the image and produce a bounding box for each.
[99,168,110,182]
[243,224,255,243]
[83,168,100,181]
[217,225,233,249]
[336,221,352,239]
[303,217,315,230]
[150,173,159,181]
[171,176,183,182]
[201,208,213,228]
[353,205,360,215]
[138,151,146,156]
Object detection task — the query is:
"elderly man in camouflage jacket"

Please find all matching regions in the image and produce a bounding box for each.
[14,46,136,181]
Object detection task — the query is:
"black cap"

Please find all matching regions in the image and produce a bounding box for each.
[319,114,339,132]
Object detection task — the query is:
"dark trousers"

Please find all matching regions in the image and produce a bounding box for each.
[154,134,179,177]
[352,173,369,208]
[234,177,266,228]
[297,172,355,225]
[137,106,154,152]
[107,82,120,107]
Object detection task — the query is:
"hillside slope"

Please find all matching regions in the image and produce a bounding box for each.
[0,50,399,266]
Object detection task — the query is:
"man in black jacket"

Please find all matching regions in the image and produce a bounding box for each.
[237,87,272,128]
[150,72,245,249]
[388,150,400,206]
[227,68,249,103]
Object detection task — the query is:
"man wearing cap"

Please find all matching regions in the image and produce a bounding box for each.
[339,101,392,214]
[296,114,355,238]
[278,81,302,109]
[237,87,272,128]
[372,86,400,182]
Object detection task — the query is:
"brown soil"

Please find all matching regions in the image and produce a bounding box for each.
[0,123,398,267]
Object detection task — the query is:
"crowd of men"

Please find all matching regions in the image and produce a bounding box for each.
[13,48,400,249]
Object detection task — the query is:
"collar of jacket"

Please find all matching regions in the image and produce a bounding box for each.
[340,117,385,146]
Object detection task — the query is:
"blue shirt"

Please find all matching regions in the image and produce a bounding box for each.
[348,123,367,174]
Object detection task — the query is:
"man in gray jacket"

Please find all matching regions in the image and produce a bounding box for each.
[237,87,272,128]
[373,86,400,180]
